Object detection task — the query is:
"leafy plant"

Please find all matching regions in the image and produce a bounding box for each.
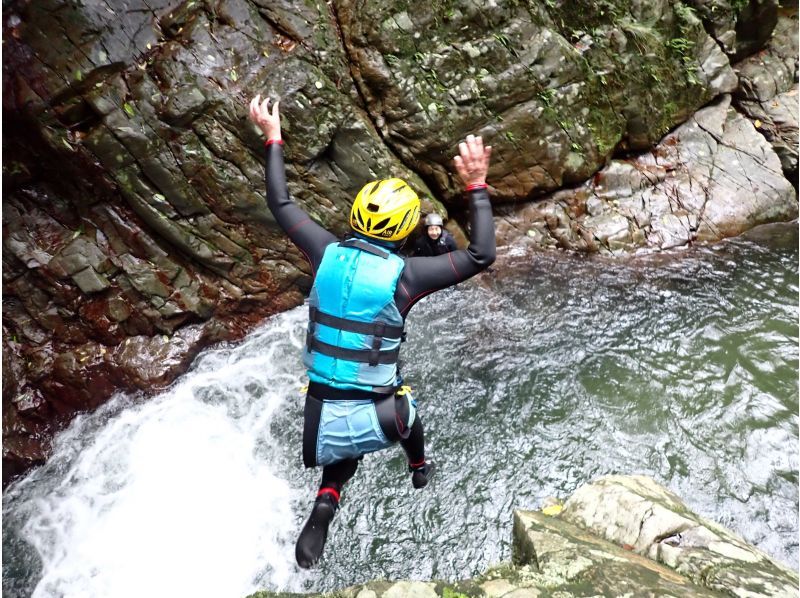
[538,88,556,107]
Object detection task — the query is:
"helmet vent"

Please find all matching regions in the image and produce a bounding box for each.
[398,211,410,232]
[366,203,380,212]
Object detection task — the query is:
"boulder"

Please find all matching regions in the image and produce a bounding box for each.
[245,475,797,597]
[684,0,779,61]
[494,95,797,253]
[337,0,738,200]
[561,475,800,597]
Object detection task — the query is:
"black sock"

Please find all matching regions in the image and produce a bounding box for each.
[295,488,338,569]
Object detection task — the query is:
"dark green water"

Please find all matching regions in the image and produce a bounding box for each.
[3,224,797,596]
[290,223,798,590]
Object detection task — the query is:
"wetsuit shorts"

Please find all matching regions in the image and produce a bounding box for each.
[303,391,417,468]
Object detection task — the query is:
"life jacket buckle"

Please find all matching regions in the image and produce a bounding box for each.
[368,322,386,367]
[306,306,317,351]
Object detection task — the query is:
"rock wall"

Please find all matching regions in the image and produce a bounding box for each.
[494,8,798,253]
[494,93,797,252]
[2,0,797,483]
[245,476,799,597]
[733,9,799,183]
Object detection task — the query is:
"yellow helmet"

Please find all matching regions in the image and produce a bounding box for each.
[350,178,420,242]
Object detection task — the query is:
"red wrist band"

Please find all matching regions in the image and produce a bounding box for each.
[466,183,488,191]
[265,139,284,146]
[317,487,340,502]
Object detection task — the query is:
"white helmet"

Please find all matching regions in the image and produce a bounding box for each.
[424,213,444,227]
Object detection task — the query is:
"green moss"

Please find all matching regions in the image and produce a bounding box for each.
[730,0,749,14]
[659,100,679,136]
[665,2,703,87]
[441,587,470,598]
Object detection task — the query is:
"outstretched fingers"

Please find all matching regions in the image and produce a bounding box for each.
[468,134,484,161]
[454,134,492,188]
[249,94,261,122]
[460,135,485,165]
[248,94,282,139]
[454,155,467,180]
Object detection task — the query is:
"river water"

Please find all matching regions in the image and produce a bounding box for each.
[3,224,798,597]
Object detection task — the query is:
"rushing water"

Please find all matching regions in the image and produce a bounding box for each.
[3,223,798,597]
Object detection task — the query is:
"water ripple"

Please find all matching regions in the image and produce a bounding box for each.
[3,224,797,595]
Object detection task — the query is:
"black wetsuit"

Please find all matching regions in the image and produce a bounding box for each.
[264,141,495,495]
[412,230,457,256]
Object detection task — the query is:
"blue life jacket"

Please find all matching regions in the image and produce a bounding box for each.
[303,238,406,392]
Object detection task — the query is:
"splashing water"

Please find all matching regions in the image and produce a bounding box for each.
[3,311,312,598]
[3,223,798,596]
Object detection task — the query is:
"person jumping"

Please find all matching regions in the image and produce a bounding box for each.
[248,95,495,568]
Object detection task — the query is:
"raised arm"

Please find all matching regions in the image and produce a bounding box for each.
[396,135,496,316]
[249,95,336,273]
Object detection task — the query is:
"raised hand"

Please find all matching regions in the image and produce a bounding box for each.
[454,134,492,189]
[248,94,282,141]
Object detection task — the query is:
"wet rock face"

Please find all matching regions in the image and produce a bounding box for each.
[1,0,794,483]
[1,186,302,483]
[494,94,797,253]
[3,0,419,483]
[337,0,737,200]
[733,10,799,184]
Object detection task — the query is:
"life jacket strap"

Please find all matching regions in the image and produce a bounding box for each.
[308,337,400,366]
[309,306,404,339]
[308,381,398,400]
[339,238,390,259]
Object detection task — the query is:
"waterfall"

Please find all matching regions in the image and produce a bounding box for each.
[4,308,311,598]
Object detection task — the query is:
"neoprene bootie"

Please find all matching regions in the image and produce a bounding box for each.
[295,493,337,568]
[410,460,436,489]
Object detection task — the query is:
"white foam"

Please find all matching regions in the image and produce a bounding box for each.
[10,307,310,598]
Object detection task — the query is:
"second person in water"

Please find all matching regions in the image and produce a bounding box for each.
[412,213,458,257]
